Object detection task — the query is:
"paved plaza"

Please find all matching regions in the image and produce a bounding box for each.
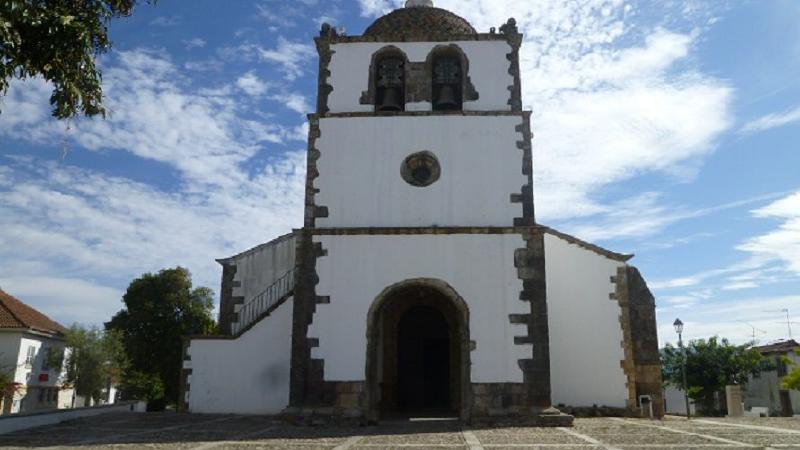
[3,413,800,449]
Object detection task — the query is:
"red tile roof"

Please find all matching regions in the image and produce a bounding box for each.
[0,289,67,336]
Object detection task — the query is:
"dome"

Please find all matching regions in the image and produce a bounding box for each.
[363,5,477,39]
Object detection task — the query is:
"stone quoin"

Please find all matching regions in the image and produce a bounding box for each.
[181,1,663,424]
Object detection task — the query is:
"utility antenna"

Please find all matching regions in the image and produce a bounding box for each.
[738,320,767,344]
[765,308,796,339]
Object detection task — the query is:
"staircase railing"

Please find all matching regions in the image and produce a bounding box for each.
[232,267,295,335]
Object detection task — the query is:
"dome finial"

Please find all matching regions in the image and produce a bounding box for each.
[405,0,433,7]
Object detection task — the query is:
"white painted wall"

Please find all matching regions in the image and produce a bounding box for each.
[315,116,526,228]
[0,331,21,379]
[663,386,697,416]
[744,351,800,415]
[327,41,514,113]
[309,233,530,383]
[188,299,294,414]
[544,233,630,408]
[227,234,296,305]
[14,337,40,385]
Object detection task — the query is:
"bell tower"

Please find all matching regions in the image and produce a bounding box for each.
[288,1,573,424]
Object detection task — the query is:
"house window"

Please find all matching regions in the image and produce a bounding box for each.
[41,346,50,371]
[375,56,405,112]
[432,56,463,111]
[25,345,36,367]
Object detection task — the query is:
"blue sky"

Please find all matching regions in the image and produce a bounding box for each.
[1,0,799,347]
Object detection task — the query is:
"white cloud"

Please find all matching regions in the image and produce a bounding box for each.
[656,294,800,345]
[149,16,181,27]
[0,276,123,326]
[740,105,800,134]
[358,0,399,17]
[738,191,800,274]
[257,37,316,81]
[237,72,271,96]
[359,0,733,234]
[11,50,306,190]
[183,37,207,50]
[270,92,311,114]
[0,49,308,325]
[0,154,306,325]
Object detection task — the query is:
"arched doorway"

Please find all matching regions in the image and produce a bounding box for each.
[365,279,470,421]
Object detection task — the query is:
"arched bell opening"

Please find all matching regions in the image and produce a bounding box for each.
[372,48,408,113]
[365,279,471,422]
[426,45,475,112]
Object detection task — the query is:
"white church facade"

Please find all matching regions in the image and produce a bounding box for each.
[182,1,663,424]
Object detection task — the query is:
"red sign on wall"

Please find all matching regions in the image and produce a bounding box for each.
[38,373,49,382]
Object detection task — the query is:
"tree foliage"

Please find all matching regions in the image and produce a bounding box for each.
[63,324,127,402]
[0,358,20,401]
[106,267,215,408]
[782,350,800,391]
[661,336,767,414]
[0,0,150,118]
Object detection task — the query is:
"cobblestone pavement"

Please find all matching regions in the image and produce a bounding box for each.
[2,413,800,450]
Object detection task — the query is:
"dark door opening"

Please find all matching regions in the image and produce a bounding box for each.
[780,390,793,417]
[397,305,451,412]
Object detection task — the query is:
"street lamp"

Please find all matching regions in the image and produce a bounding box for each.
[673,318,690,419]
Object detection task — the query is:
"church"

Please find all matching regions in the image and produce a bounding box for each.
[181,1,663,424]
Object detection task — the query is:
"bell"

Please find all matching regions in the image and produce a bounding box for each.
[434,84,459,110]
[378,87,403,112]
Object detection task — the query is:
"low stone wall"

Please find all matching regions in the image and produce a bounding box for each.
[0,401,146,435]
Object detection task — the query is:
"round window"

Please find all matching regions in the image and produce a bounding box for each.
[401,151,441,187]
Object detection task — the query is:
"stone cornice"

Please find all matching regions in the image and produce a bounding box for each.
[310,110,528,119]
[315,33,518,47]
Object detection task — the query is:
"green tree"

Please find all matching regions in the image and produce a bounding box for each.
[106,267,215,409]
[782,350,800,391]
[0,359,18,397]
[63,325,127,402]
[0,0,152,118]
[661,336,767,415]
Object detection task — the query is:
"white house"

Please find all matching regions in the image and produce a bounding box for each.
[0,289,73,415]
[183,1,663,424]
[744,340,800,416]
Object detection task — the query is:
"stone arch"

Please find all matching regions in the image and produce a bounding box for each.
[359,46,410,110]
[364,278,471,422]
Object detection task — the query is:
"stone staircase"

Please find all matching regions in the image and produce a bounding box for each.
[230,267,295,336]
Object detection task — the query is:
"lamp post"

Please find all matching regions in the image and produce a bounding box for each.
[673,318,690,419]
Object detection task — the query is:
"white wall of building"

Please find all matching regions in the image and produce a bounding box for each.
[188,299,294,414]
[1,332,69,414]
[315,116,525,228]
[309,233,530,383]
[744,351,800,415]
[0,331,21,377]
[227,234,296,304]
[14,336,41,385]
[544,233,630,408]
[327,41,514,113]
[663,386,697,416]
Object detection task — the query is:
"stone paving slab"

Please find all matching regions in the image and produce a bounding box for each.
[472,427,586,444]
[3,413,800,449]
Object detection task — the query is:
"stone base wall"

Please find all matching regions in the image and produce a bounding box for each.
[556,404,628,417]
[471,383,528,418]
